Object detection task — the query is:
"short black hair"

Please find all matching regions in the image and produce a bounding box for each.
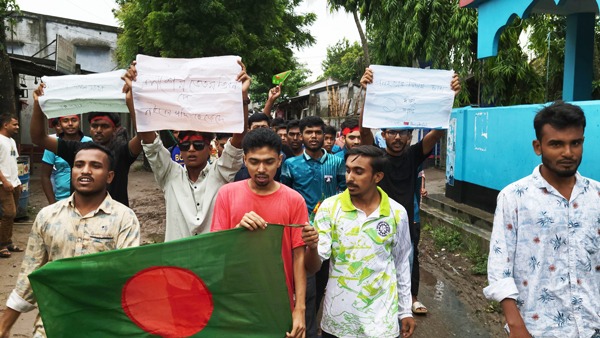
[88,112,121,126]
[74,142,115,170]
[324,125,337,137]
[270,117,285,128]
[287,119,300,133]
[248,113,271,128]
[340,117,359,130]
[178,131,215,142]
[345,145,387,174]
[299,116,325,133]
[274,123,288,132]
[0,114,17,127]
[215,133,232,140]
[242,127,282,154]
[534,101,586,140]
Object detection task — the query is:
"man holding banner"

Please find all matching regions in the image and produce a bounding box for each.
[124,58,250,241]
[31,87,143,207]
[0,142,140,337]
[360,67,461,315]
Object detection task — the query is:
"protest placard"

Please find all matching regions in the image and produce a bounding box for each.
[132,54,244,133]
[38,70,128,118]
[363,65,455,129]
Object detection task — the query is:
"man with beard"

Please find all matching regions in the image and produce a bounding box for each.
[0,142,140,337]
[484,101,600,338]
[286,119,304,157]
[41,115,92,204]
[359,68,461,314]
[0,115,22,258]
[281,115,345,338]
[302,145,415,338]
[211,128,307,338]
[31,86,143,207]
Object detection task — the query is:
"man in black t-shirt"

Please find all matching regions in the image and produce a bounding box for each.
[359,67,461,315]
[31,85,143,207]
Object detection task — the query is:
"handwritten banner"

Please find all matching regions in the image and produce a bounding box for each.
[39,70,128,118]
[132,54,244,133]
[363,65,455,129]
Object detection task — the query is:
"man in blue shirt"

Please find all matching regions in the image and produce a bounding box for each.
[334,117,361,159]
[281,115,345,338]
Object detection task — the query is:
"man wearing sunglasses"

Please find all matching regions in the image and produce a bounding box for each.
[124,62,250,242]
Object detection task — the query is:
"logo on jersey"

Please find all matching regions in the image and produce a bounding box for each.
[376,221,391,237]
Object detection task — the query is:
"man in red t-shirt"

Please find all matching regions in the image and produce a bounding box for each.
[211,128,307,338]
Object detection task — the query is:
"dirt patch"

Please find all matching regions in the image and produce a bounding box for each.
[419,229,505,336]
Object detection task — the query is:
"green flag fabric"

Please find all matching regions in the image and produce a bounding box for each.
[29,226,291,338]
[272,70,292,85]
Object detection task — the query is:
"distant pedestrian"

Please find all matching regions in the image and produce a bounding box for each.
[484,101,600,337]
[0,115,22,259]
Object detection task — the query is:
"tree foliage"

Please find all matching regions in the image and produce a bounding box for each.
[115,0,316,89]
[321,38,366,83]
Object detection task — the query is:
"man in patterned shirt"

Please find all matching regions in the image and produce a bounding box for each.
[484,101,600,337]
[0,142,140,338]
[302,145,415,338]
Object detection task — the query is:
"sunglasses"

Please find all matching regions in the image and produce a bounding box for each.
[179,140,206,151]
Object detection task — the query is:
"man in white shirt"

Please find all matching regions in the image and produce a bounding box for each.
[0,115,22,258]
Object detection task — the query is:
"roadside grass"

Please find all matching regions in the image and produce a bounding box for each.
[423,222,488,275]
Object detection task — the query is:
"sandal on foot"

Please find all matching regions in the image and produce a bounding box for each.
[7,244,24,252]
[412,301,428,314]
[0,248,11,258]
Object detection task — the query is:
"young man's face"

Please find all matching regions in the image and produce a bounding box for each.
[276,127,288,146]
[345,154,382,197]
[59,116,80,136]
[343,130,361,150]
[216,137,228,157]
[244,146,282,189]
[72,149,114,196]
[287,127,302,152]
[3,118,19,138]
[323,134,336,153]
[249,121,270,130]
[383,129,412,155]
[90,118,116,145]
[179,134,212,169]
[533,124,584,178]
[302,125,324,152]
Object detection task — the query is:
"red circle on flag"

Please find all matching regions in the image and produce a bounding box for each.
[122,266,213,337]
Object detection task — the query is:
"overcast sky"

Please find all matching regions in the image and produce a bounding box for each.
[16,0,362,81]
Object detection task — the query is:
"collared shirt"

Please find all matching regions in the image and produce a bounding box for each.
[314,188,412,338]
[143,136,243,241]
[484,166,600,337]
[6,193,140,337]
[280,149,346,214]
[0,134,20,187]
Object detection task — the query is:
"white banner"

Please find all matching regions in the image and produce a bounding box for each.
[39,70,128,118]
[363,65,455,129]
[132,54,244,133]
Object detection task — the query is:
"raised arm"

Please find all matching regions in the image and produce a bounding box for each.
[359,68,375,146]
[421,74,461,155]
[31,84,58,153]
[230,61,251,149]
[122,63,156,145]
[263,85,281,116]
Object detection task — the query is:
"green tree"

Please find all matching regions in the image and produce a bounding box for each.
[0,0,19,116]
[115,0,316,87]
[327,0,371,65]
[321,38,366,83]
[367,0,546,106]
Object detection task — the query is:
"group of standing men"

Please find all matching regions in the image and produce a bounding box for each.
[2,57,594,338]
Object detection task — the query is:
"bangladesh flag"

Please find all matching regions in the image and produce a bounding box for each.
[272,70,292,85]
[29,226,291,338]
